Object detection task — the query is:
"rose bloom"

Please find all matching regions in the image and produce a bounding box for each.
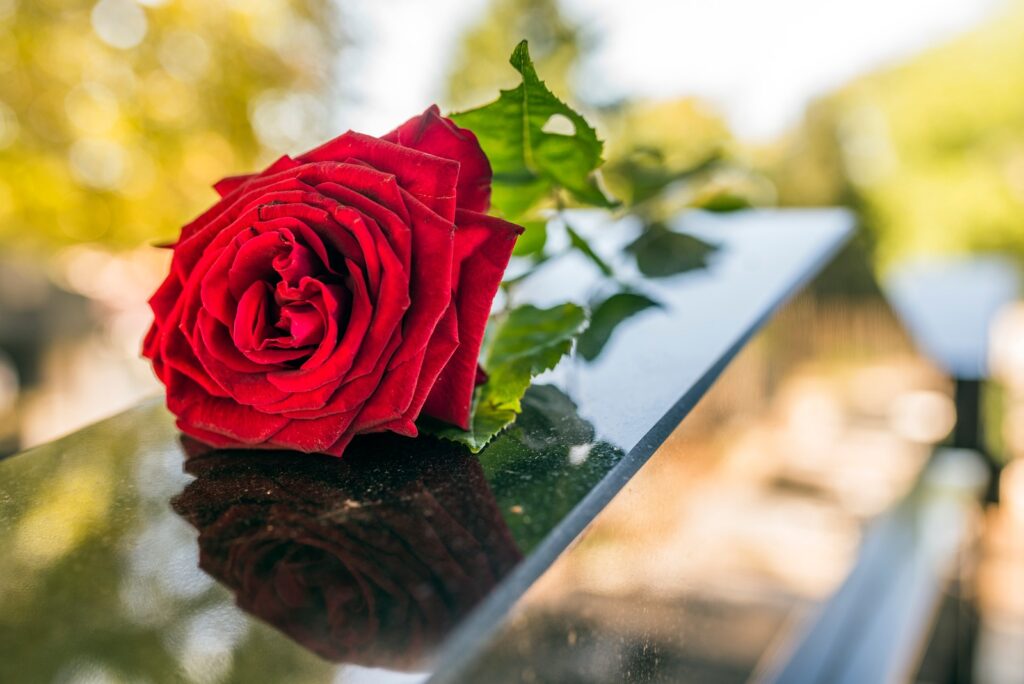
[172,437,522,668]
[144,107,521,455]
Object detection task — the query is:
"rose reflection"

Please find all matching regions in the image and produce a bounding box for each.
[170,435,521,669]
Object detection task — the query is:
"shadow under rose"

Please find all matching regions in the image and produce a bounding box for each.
[170,434,522,670]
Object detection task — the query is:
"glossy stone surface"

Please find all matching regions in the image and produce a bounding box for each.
[0,209,852,683]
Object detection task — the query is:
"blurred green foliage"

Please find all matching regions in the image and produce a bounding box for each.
[447,0,769,274]
[456,0,1024,274]
[765,1,1024,270]
[0,0,339,253]
[444,0,582,112]
[600,98,774,222]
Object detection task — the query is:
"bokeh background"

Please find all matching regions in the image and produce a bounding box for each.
[4,0,1024,451]
[0,0,1009,445]
[2,1,1024,681]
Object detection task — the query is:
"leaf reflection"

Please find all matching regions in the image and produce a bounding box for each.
[479,385,626,551]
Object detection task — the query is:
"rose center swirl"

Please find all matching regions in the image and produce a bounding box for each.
[229,226,352,367]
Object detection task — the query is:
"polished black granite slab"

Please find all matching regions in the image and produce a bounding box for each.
[0,209,852,683]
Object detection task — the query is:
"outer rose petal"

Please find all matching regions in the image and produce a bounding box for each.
[170,375,290,444]
[298,132,460,223]
[372,303,459,439]
[213,155,301,198]
[383,105,492,214]
[422,211,523,429]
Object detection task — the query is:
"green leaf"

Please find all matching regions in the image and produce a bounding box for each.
[566,223,613,277]
[424,303,588,452]
[577,291,661,361]
[626,223,718,278]
[451,40,616,219]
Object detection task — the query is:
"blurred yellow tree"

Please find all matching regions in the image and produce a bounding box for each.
[0,0,340,252]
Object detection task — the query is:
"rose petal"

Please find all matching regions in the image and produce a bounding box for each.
[347,190,459,432]
[195,309,292,406]
[422,210,523,429]
[161,302,231,399]
[267,416,353,454]
[315,181,411,273]
[371,303,459,437]
[170,374,290,444]
[256,201,370,290]
[383,105,492,214]
[227,230,290,300]
[230,282,311,366]
[278,301,326,349]
[179,176,314,249]
[213,154,300,198]
[298,133,459,223]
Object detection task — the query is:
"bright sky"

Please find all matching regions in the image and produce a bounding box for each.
[339,0,1002,141]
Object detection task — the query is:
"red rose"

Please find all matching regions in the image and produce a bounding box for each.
[143,106,522,455]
